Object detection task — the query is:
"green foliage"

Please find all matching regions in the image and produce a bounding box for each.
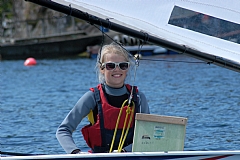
[0,0,13,20]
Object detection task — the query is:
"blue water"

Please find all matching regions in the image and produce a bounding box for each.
[1,54,240,155]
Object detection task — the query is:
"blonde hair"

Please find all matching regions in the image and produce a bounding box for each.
[95,42,134,83]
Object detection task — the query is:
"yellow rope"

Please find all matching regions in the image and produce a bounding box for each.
[109,99,135,153]
[109,101,125,153]
[118,104,135,152]
[117,104,130,151]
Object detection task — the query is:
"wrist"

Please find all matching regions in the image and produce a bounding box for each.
[121,148,126,152]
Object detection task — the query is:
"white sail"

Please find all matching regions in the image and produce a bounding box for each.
[51,0,240,68]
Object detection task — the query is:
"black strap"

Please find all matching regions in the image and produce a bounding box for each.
[132,86,137,103]
[94,87,107,147]
[131,86,139,113]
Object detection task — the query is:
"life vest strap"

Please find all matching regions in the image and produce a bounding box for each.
[94,86,107,147]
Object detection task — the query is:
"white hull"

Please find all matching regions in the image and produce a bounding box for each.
[2,151,240,160]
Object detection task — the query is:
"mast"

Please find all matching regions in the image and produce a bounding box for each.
[25,0,240,73]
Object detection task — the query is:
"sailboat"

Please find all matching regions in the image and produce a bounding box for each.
[2,0,240,159]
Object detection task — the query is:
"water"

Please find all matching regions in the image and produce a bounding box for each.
[1,54,240,155]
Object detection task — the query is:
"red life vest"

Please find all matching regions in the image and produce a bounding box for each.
[81,84,139,153]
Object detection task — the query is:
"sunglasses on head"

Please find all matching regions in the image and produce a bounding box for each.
[101,62,130,70]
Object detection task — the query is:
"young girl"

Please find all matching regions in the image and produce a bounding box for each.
[56,42,150,154]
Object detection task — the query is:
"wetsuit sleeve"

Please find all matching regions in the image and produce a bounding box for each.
[124,90,150,152]
[56,91,96,154]
[138,91,150,114]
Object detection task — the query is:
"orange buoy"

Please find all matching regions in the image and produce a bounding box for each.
[24,57,37,66]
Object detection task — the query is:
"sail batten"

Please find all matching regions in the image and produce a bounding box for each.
[26,0,240,73]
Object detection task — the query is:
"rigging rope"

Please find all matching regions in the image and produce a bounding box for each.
[118,101,135,152]
[109,100,135,153]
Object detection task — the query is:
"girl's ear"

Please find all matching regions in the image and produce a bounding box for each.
[100,66,104,74]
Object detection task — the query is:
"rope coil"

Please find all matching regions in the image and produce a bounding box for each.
[109,100,135,153]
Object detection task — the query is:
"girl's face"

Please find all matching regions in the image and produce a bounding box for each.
[100,53,128,88]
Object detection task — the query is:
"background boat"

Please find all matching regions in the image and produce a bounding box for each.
[0,30,118,60]
[86,44,170,59]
